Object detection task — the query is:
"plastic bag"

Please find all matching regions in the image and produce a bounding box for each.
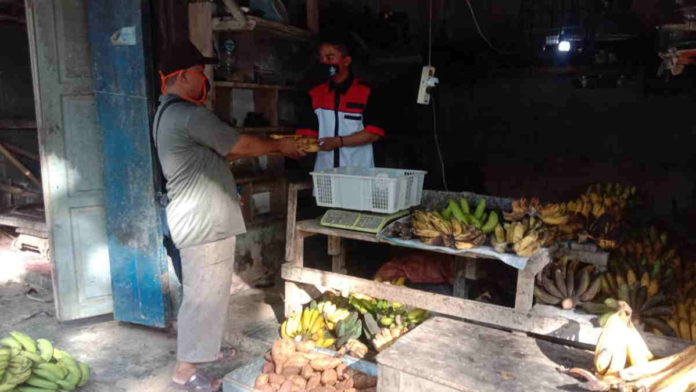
[375,250,455,285]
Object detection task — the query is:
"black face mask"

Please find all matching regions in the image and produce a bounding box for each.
[318,63,340,79]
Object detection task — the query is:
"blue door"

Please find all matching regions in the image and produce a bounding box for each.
[86,0,170,327]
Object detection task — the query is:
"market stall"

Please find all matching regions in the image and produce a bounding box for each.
[260,168,695,392]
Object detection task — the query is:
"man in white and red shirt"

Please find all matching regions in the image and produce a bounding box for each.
[297,35,385,170]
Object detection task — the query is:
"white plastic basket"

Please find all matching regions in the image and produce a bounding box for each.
[310,167,427,214]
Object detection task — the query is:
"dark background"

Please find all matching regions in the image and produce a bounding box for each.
[4,0,696,235]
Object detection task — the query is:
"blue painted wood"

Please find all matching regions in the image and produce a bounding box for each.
[87,0,169,327]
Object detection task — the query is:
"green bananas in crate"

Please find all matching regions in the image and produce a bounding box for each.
[0,332,90,391]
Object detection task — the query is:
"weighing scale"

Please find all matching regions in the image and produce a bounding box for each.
[320,209,409,233]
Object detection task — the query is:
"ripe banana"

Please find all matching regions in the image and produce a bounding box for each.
[594,303,630,375]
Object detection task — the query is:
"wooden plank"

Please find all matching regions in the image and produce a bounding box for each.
[285,181,313,262]
[281,264,691,356]
[189,2,215,106]
[376,317,593,392]
[296,219,380,243]
[1,143,39,161]
[212,16,312,39]
[306,0,319,33]
[0,143,41,187]
[0,182,40,195]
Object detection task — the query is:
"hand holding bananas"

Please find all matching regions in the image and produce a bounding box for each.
[0,331,90,391]
[560,302,696,392]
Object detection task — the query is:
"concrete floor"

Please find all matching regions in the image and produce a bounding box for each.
[0,236,282,392]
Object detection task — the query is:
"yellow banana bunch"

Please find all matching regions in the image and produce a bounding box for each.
[667,299,696,342]
[317,301,351,327]
[280,307,332,346]
[594,302,652,377]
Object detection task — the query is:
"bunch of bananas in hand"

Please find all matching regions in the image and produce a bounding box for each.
[280,308,335,348]
[491,215,554,257]
[411,210,486,250]
[268,134,319,152]
[534,258,602,310]
[0,331,90,391]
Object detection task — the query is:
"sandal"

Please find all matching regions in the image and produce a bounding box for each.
[215,346,237,363]
[171,368,221,392]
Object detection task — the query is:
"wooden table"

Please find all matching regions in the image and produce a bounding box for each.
[376,317,593,392]
[286,218,552,311]
[281,218,688,354]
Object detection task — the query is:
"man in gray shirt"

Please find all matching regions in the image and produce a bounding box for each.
[155,41,304,391]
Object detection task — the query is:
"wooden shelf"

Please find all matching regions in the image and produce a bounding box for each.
[214,81,296,90]
[234,126,294,134]
[212,15,312,40]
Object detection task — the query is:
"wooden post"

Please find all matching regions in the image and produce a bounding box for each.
[327,236,347,274]
[284,280,311,317]
[306,0,319,33]
[188,2,215,106]
[285,182,313,262]
[0,144,41,188]
[452,258,467,298]
[514,249,551,311]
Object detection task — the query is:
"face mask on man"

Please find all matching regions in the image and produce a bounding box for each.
[159,69,210,105]
[318,62,340,80]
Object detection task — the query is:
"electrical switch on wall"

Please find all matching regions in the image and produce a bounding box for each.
[417,65,439,105]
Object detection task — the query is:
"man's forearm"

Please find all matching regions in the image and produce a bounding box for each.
[342,130,381,147]
[226,135,280,160]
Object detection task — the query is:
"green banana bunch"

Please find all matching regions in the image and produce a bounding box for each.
[334,312,363,348]
[0,332,90,391]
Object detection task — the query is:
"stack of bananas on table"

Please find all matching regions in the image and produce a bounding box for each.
[503,197,570,226]
[491,215,555,257]
[410,209,486,250]
[534,258,602,310]
[560,302,696,392]
[440,198,500,234]
[669,299,696,343]
[280,307,335,348]
[0,331,90,391]
[560,184,637,249]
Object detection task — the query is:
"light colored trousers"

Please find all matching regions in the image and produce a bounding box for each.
[177,236,236,363]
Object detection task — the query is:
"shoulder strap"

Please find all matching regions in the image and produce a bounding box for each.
[152,97,186,206]
[153,97,186,146]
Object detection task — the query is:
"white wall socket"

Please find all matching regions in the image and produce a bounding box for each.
[417,65,437,105]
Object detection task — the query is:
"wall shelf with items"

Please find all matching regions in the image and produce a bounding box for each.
[189,0,317,228]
